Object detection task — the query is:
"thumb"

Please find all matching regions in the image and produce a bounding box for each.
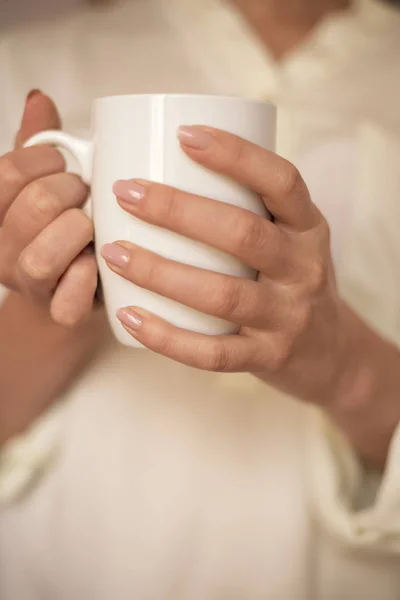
[15,90,62,149]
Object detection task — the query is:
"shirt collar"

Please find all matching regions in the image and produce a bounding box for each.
[166,0,279,100]
[167,0,400,117]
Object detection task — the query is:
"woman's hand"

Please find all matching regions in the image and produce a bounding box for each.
[101,125,348,407]
[0,90,98,325]
[0,91,109,444]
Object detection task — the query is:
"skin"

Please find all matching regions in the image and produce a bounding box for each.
[0,92,109,445]
[101,127,400,468]
[228,0,351,59]
[0,0,398,468]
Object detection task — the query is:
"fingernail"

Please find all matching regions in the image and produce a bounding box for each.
[177,126,214,150]
[100,243,130,268]
[117,307,143,331]
[26,89,41,104]
[113,180,145,204]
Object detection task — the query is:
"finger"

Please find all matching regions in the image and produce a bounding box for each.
[50,253,98,326]
[15,208,93,298]
[113,179,296,277]
[100,242,286,328]
[177,126,321,231]
[1,172,88,269]
[116,306,260,372]
[0,172,87,288]
[15,90,62,149]
[0,146,66,224]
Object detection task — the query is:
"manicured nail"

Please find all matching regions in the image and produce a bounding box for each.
[113,180,145,204]
[117,307,143,331]
[177,126,214,150]
[26,89,41,104]
[100,243,130,268]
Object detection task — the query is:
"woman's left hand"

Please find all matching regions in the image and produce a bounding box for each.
[101,126,349,406]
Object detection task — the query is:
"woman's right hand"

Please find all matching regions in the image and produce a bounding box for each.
[0,90,98,325]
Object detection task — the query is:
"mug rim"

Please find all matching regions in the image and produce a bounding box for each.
[95,93,275,108]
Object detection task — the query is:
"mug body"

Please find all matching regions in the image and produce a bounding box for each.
[91,94,276,347]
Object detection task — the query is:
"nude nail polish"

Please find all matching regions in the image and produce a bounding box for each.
[177,126,214,150]
[113,180,145,204]
[117,307,143,331]
[100,243,130,268]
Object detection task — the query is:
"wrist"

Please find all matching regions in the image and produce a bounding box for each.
[0,292,109,445]
[325,303,400,467]
[327,304,370,410]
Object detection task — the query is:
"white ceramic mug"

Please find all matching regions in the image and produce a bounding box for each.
[25,94,276,348]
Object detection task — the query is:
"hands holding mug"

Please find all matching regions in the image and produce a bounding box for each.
[20,92,347,408]
[103,126,346,406]
[2,90,397,467]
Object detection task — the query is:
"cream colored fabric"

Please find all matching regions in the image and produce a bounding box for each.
[0,404,64,504]
[1,0,400,598]
[308,409,400,554]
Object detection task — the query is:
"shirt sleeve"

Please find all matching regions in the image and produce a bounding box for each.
[306,408,400,553]
[0,402,65,505]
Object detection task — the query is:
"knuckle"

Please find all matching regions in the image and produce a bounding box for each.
[307,260,328,294]
[267,337,294,374]
[213,279,243,319]
[134,251,163,290]
[318,217,331,247]
[82,254,98,281]
[151,331,175,357]
[202,342,231,372]
[51,305,78,327]
[279,163,302,197]
[72,255,97,284]
[229,135,247,169]
[18,249,53,284]
[58,172,88,202]
[153,185,184,225]
[233,214,264,254]
[52,295,89,327]
[46,148,67,171]
[51,259,98,326]
[0,154,24,189]
[24,180,60,221]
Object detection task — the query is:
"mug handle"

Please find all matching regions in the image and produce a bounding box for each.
[24,131,93,216]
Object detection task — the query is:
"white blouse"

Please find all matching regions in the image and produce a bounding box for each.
[1,0,400,598]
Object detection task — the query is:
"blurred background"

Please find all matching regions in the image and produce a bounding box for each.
[1,0,84,28]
